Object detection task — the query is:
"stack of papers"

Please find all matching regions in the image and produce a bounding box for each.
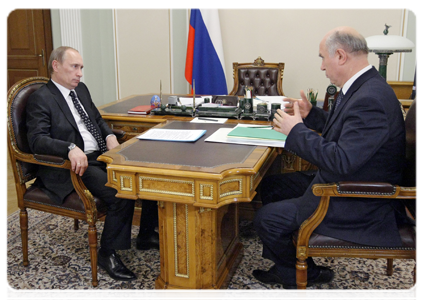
[205,124,286,147]
[227,125,286,141]
[137,129,206,142]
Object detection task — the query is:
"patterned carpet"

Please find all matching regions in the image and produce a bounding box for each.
[7,209,416,292]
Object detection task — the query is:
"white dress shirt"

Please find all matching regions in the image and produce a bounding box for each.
[51,80,99,153]
[342,64,372,95]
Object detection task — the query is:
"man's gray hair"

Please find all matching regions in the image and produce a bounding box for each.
[48,46,79,74]
[326,30,369,56]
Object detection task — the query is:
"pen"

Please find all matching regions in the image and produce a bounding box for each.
[245,126,274,129]
[198,117,219,122]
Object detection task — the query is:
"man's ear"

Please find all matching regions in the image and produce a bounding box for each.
[51,60,60,72]
[336,49,348,65]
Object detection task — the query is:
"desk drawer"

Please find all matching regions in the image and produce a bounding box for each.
[107,121,156,141]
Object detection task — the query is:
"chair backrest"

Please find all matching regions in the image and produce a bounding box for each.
[401,95,420,220]
[7,77,49,183]
[229,56,285,96]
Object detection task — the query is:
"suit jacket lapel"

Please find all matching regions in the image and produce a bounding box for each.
[46,80,79,131]
[322,67,379,136]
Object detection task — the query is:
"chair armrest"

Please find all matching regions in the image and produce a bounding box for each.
[313,182,415,200]
[296,182,416,258]
[336,181,396,195]
[112,129,126,140]
[13,151,72,170]
[29,153,98,217]
[33,154,68,165]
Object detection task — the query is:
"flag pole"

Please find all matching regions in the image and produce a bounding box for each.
[160,80,162,104]
[192,79,195,116]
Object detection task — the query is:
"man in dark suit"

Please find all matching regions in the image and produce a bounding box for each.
[26,46,158,281]
[253,27,411,288]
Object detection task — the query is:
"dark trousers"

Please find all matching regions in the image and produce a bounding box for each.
[138,199,158,238]
[254,171,319,285]
[82,152,135,250]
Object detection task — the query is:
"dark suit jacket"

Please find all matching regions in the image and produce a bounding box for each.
[26,80,113,204]
[284,67,407,247]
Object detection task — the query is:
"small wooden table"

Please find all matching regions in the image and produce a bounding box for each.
[98,121,278,289]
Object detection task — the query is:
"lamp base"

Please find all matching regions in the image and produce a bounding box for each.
[375,52,393,80]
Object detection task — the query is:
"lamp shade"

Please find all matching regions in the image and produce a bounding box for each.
[366,35,414,52]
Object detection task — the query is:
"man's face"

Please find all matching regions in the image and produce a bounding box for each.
[52,49,83,90]
[319,39,341,87]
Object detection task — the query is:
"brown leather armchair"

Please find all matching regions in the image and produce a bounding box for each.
[294,100,416,289]
[7,77,125,287]
[229,56,285,96]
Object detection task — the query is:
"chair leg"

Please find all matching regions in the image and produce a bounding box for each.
[74,219,79,231]
[296,258,308,289]
[414,259,420,300]
[88,224,98,287]
[387,259,394,276]
[19,209,29,267]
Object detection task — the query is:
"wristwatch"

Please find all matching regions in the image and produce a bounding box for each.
[68,143,76,152]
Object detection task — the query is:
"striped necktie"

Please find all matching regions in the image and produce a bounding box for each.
[334,90,344,111]
[69,91,107,153]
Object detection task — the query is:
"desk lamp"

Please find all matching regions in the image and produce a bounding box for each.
[366,24,414,79]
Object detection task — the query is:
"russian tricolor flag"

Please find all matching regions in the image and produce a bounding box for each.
[185,9,227,95]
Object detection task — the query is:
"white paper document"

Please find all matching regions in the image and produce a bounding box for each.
[137,129,206,142]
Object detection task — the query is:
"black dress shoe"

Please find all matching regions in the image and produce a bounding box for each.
[97,250,137,281]
[253,266,334,289]
[307,266,334,286]
[253,266,297,289]
[136,231,159,250]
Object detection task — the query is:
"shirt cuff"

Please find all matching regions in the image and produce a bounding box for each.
[105,134,116,141]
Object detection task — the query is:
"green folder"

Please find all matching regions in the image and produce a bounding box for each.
[227,127,287,141]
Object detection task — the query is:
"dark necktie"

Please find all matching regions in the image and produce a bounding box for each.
[69,91,107,153]
[334,90,344,111]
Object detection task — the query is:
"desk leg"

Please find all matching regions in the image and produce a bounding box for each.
[155,201,243,289]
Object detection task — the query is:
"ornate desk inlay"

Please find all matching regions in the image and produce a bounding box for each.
[98,121,277,289]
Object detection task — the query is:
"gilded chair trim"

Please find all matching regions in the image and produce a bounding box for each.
[336,184,397,196]
[309,245,415,250]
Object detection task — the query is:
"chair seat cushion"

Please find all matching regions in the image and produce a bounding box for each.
[307,223,415,250]
[23,185,107,215]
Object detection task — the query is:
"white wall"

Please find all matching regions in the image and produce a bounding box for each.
[403,9,416,82]
[80,10,117,106]
[114,9,171,99]
[115,9,414,100]
[51,9,416,104]
[219,9,406,97]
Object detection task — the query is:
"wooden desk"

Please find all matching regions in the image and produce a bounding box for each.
[98,94,317,220]
[98,121,278,289]
[98,93,316,172]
